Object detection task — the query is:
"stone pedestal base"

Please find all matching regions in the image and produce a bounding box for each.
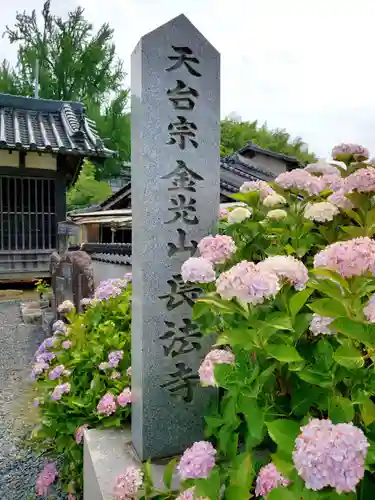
[83,428,180,500]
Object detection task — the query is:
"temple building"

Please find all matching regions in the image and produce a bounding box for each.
[0,92,115,280]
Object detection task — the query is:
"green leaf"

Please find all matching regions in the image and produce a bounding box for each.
[267,487,295,499]
[343,209,363,226]
[360,398,375,426]
[264,312,293,331]
[341,226,366,238]
[289,288,314,318]
[328,396,354,423]
[196,296,237,313]
[333,342,364,369]
[265,344,303,363]
[237,395,264,442]
[163,457,178,489]
[297,369,333,388]
[192,301,211,320]
[365,442,375,465]
[308,298,347,318]
[266,419,301,455]
[330,317,372,344]
[271,451,294,477]
[311,268,350,291]
[195,468,221,500]
[314,339,334,370]
[227,452,254,496]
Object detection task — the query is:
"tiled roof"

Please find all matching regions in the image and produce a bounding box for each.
[237,141,303,166]
[0,93,116,158]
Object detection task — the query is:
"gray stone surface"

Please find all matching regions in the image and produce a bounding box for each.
[84,428,180,500]
[54,250,95,314]
[0,301,65,499]
[131,14,220,460]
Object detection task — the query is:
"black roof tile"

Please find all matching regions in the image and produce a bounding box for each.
[0,93,117,158]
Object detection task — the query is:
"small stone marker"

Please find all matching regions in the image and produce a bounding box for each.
[54,251,94,313]
[131,14,220,460]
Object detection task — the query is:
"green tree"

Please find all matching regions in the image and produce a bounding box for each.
[220,118,316,163]
[1,0,130,178]
[67,161,112,211]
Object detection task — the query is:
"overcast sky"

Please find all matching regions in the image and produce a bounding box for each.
[1,0,374,158]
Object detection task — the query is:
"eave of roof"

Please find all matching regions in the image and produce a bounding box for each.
[0,92,117,159]
[235,141,302,166]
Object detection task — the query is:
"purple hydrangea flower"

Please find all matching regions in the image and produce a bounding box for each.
[293,419,369,493]
[108,350,124,367]
[48,365,65,380]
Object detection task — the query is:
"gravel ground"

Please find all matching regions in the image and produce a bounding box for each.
[0,301,65,499]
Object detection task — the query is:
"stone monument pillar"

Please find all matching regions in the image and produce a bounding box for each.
[131,14,220,460]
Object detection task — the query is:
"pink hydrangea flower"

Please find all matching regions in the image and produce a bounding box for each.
[198,234,236,264]
[364,293,375,322]
[320,173,343,191]
[113,466,143,500]
[332,143,369,161]
[275,169,323,195]
[178,441,216,480]
[126,366,132,376]
[239,180,275,200]
[124,272,132,281]
[314,237,375,278]
[96,392,117,417]
[181,257,215,283]
[305,161,340,176]
[344,167,375,193]
[35,462,58,496]
[293,419,369,493]
[97,393,117,416]
[117,387,132,407]
[255,463,291,498]
[75,424,88,444]
[216,261,280,304]
[177,487,209,499]
[219,207,229,219]
[309,314,335,336]
[327,189,354,210]
[198,349,235,386]
[257,256,309,290]
[62,340,72,349]
[51,382,70,401]
[111,371,121,379]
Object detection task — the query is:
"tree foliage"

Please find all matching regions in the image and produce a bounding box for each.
[1,0,130,178]
[66,161,112,211]
[221,118,316,163]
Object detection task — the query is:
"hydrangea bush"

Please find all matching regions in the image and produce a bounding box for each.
[126,144,375,499]
[30,277,132,498]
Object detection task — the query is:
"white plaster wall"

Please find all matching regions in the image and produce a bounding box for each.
[92,261,131,286]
